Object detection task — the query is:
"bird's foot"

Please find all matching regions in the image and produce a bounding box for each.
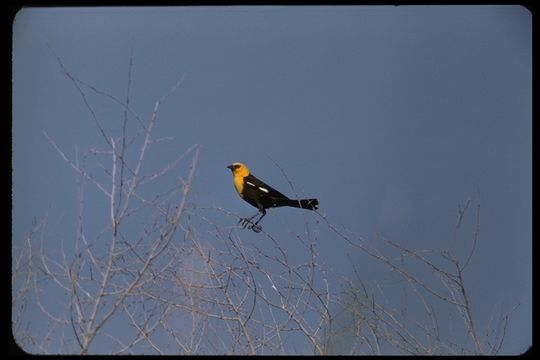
[249,223,262,233]
[238,218,263,233]
[238,218,251,228]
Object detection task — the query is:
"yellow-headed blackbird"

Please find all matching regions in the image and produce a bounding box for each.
[227,162,319,232]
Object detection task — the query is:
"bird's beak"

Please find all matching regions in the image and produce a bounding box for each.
[226,164,233,171]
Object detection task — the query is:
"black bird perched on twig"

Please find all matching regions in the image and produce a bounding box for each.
[227,162,319,232]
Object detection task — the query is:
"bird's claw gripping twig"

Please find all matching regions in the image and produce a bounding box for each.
[238,218,263,233]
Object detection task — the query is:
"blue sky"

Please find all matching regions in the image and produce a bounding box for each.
[12,6,531,354]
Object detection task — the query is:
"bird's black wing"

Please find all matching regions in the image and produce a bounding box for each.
[243,174,290,200]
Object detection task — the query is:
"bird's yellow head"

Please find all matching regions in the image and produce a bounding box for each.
[227,162,250,177]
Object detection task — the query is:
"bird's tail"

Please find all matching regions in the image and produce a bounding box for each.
[276,198,319,210]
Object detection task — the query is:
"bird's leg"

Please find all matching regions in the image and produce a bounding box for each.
[239,212,260,228]
[249,210,266,233]
[252,211,266,226]
[238,210,265,233]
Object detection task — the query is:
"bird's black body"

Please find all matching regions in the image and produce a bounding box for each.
[241,173,319,212]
